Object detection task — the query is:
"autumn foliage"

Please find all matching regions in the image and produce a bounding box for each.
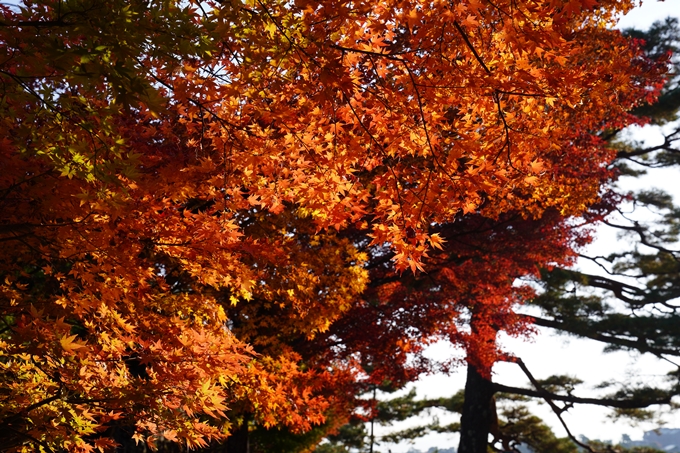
[0,0,666,450]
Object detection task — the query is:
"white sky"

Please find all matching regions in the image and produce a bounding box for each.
[378,2,680,451]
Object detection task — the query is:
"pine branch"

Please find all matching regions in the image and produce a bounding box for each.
[493,381,672,410]
[523,314,680,357]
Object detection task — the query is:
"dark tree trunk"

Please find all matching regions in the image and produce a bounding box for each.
[110,424,147,453]
[104,419,249,453]
[109,424,183,453]
[223,419,249,453]
[457,363,496,453]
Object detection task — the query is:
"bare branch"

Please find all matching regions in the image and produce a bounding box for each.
[512,358,597,453]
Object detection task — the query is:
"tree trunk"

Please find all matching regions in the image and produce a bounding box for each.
[105,419,249,453]
[457,363,496,453]
[223,419,249,453]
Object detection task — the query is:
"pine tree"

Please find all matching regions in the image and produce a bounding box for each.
[503,16,680,451]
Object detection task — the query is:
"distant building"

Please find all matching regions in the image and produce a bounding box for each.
[406,429,680,453]
[621,428,680,452]
[404,447,456,453]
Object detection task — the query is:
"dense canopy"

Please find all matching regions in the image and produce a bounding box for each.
[0,0,666,451]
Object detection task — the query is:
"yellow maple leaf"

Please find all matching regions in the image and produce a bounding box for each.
[60,334,87,353]
[524,175,539,185]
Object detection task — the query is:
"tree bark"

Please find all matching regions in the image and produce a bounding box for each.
[457,363,496,453]
[224,419,249,453]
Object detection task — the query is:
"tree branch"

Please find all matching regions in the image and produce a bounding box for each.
[493,381,672,409]
[512,358,596,452]
[524,314,680,357]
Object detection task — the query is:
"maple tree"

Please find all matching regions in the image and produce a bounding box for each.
[314,18,680,453]
[0,0,668,452]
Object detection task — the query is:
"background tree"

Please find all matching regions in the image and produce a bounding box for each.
[511,15,680,448]
[318,387,667,453]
